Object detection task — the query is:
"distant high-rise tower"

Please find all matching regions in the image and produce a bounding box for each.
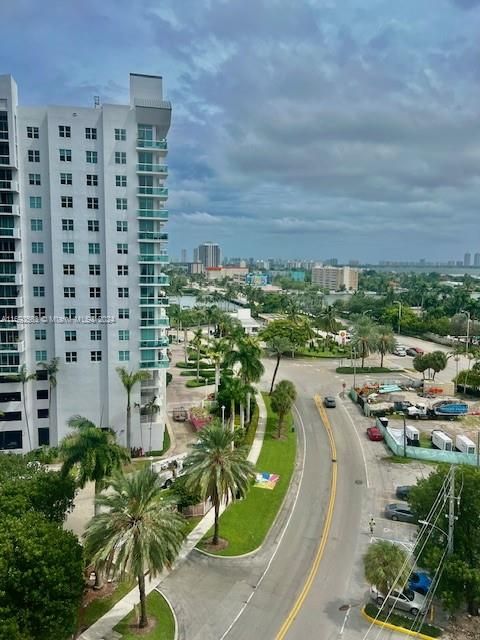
[464,252,471,267]
[475,253,480,267]
[197,242,221,268]
[181,248,187,263]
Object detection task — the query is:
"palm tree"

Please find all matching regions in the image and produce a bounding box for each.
[225,337,264,423]
[144,395,160,454]
[116,368,151,451]
[351,318,376,368]
[190,328,204,382]
[376,325,396,368]
[11,364,36,451]
[207,338,229,395]
[205,305,220,344]
[270,380,296,438]
[265,336,294,394]
[219,374,251,433]
[364,540,411,596]
[38,357,60,430]
[184,423,255,545]
[84,466,185,628]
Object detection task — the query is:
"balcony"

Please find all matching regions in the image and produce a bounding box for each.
[137,186,168,198]
[0,365,19,373]
[0,273,22,285]
[0,205,20,215]
[139,275,169,285]
[0,252,21,262]
[0,297,22,307]
[0,180,19,191]
[137,209,168,221]
[0,342,24,352]
[140,318,169,328]
[136,163,168,175]
[136,139,167,150]
[138,232,168,241]
[139,297,169,306]
[140,339,170,348]
[138,254,169,264]
[139,359,170,369]
[0,228,20,239]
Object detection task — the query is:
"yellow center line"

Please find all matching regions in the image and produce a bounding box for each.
[275,395,338,640]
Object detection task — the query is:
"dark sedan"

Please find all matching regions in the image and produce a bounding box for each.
[323,396,336,408]
[396,485,413,500]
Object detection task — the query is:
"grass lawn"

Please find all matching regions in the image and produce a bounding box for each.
[113,590,175,640]
[80,578,135,630]
[336,366,401,374]
[364,604,442,638]
[201,393,296,556]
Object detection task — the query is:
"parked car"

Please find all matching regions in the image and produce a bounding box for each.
[367,426,384,441]
[408,571,432,596]
[393,346,407,356]
[384,503,416,523]
[406,347,424,357]
[323,396,336,408]
[395,485,413,500]
[370,585,427,615]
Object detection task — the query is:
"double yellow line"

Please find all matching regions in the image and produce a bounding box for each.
[275,395,338,639]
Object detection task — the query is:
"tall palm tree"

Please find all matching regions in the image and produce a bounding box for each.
[364,540,411,596]
[190,328,204,382]
[38,357,60,430]
[11,364,36,450]
[84,467,185,628]
[351,318,376,368]
[207,338,229,395]
[205,305,220,344]
[225,337,264,423]
[116,368,151,450]
[376,325,395,368]
[265,336,294,394]
[184,423,255,545]
[220,374,251,432]
[144,395,160,454]
[270,380,296,438]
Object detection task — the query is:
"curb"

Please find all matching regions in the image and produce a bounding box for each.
[154,587,178,640]
[361,606,436,640]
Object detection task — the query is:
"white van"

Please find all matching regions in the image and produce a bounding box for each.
[455,434,476,455]
[431,430,453,451]
[152,453,188,488]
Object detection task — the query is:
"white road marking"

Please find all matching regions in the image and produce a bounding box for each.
[339,399,371,489]
[339,605,351,635]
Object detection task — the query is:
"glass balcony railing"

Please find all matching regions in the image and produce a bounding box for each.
[140,318,169,327]
[136,139,168,150]
[140,359,170,369]
[138,232,168,241]
[0,342,23,352]
[139,297,169,305]
[137,187,168,197]
[136,163,168,173]
[138,254,169,263]
[137,209,168,220]
[139,275,169,285]
[0,228,20,238]
[140,339,170,348]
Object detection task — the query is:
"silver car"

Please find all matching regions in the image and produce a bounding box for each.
[385,502,416,523]
[370,586,427,615]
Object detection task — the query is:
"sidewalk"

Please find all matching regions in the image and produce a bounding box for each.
[79,392,267,640]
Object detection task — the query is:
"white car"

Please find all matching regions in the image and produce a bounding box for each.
[393,346,407,356]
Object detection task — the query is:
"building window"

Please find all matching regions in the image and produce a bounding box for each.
[117,265,128,276]
[63,287,75,298]
[64,308,76,319]
[117,243,128,254]
[28,150,40,162]
[33,286,45,297]
[30,219,43,231]
[88,243,100,255]
[37,408,49,419]
[62,219,74,231]
[87,220,99,232]
[116,221,128,232]
[118,287,129,298]
[27,126,39,139]
[90,330,102,341]
[58,125,71,138]
[63,264,75,275]
[90,308,101,319]
[86,174,98,186]
[34,307,46,318]
[34,329,46,340]
[65,351,77,363]
[118,350,130,362]
[118,329,130,341]
[29,173,41,185]
[60,172,72,185]
[61,195,73,208]
[65,330,76,341]
[115,175,127,187]
[32,242,44,254]
[90,351,102,362]
[59,148,72,162]
[115,128,127,141]
[29,196,42,209]
[89,287,101,298]
[32,263,44,275]
[116,198,127,210]
[86,150,97,163]
[115,151,127,164]
[62,242,74,254]
[118,308,130,319]
[87,197,99,209]
[37,390,48,400]
[85,127,97,140]
[35,350,47,362]
[0,430,23,450]
[89,264,101,276]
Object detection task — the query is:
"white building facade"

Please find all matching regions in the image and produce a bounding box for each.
[311,265,359,291]
[0,73,171,453]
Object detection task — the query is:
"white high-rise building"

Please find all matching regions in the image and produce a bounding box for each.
[196,241,221,268]
[0,73,171,453]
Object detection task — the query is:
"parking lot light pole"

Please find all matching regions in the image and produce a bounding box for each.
[394,301,402,336]
[221,405,225,428]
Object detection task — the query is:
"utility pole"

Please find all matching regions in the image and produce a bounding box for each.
[402,412,407,458]
[447,467,456,556]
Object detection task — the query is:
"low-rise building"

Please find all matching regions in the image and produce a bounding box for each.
[205,266,248,283]
[311,265,359,291]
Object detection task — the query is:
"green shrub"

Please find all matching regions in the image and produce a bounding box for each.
[364,604,442,637]
[25,446,59,465]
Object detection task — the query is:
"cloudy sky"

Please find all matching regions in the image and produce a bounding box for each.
[3,0,480,262]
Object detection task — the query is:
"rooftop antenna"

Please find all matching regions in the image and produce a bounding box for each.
[94,95,100,108]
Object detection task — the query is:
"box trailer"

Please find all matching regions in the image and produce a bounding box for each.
[455,434,476,455]
[405,425,420,446]
[431,430,453,451]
